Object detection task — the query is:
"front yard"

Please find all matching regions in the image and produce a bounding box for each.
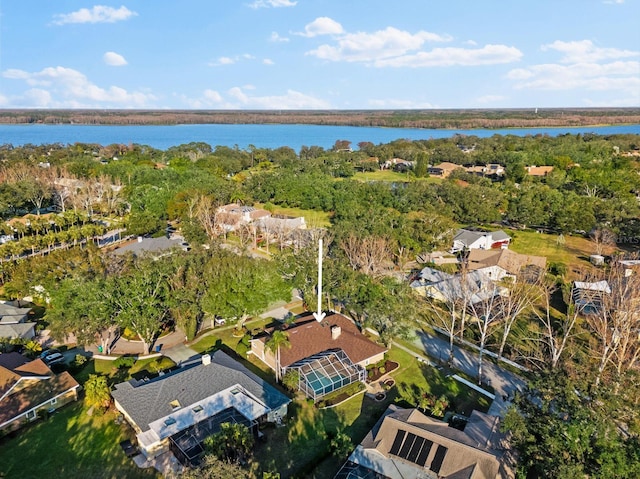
[0,402,158,479]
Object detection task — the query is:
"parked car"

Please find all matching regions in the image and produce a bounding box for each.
[43,352,65,366]
[40,349,61,361]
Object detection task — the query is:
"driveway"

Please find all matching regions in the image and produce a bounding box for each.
[411,329,527,417]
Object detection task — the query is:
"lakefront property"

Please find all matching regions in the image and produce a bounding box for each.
[1,126,639,478]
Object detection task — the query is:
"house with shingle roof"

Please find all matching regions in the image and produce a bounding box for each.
[0,352,80,432]
[112,235,188,258]
[451,229,511,253]
[335,405,511,479]
[0,302,36,340]
[111,350,290,464]
[467,249,546,282]
[428,161,464,178]
[251,312,387,400]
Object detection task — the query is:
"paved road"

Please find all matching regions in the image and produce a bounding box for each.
[411,329,527,417]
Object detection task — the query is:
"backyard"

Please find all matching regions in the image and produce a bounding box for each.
[250,345,492,478]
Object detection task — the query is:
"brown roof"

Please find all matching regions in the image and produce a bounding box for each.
[0,371,79,426]
[467,248,546,276]
[360,406,503,479]
[258,313,387,367]
[525,165,554,176]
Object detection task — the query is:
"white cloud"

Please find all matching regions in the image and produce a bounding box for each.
[2,66,155,108]
[263,58,275,65]
[542,40,638,63]
[308,27,453,63]
[303,24,517,68]
[210,56,236,66]
[270,32,289,43]
[249,0,297,8]
[209,54,257,66]
[203,89,223,103]
[103,51,128,66]
[298,17,344,37]
[508,61,640,94]
[227,87,330,109]
[373,44,522,67]
[53,5,137,25]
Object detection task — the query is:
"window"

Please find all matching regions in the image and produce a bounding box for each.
[169,400,181,410]
[50,397,57,405]
[26,409,36,420]
[192,405,203,413]
[164,417,176,426]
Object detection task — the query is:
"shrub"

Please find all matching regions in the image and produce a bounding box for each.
[74,354,88,367]
[282,370,300,393]
[114,355,135,369]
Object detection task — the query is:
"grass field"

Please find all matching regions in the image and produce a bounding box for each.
[508,229,612,276]
[352,170,443,183]
[254,203,332,228]
[0,403,158,479]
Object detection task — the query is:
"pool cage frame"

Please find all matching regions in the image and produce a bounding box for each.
[169,407,257,466]
[287,349,366,402]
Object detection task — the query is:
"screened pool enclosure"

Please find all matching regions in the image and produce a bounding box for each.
[287,349,366,401]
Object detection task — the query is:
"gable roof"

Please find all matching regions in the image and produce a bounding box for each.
[0,354,80,427]
[113,236,186,256]
[454,229,511,248]
[255,313,387,368]
[0,322,36,339]
[467,249,546,276]
[111,350,290,434]
[0,302,32,324]
[349,405,503,479]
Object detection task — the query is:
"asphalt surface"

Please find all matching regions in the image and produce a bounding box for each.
[411,329,527,416]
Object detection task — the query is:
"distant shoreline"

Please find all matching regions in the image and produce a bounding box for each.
[0,108,639,129]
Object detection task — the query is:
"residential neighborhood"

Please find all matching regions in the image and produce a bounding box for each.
[1,131,639,479]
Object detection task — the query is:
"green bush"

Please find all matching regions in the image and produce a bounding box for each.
[236,340,249,358]
[114,355,136,369]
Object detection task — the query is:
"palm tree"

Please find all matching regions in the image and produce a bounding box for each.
[266,330,291,383]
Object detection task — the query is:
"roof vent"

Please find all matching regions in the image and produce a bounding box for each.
[201,353,211,365]
[331,325,341,340]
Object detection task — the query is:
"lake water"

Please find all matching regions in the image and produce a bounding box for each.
[0,123,638,151]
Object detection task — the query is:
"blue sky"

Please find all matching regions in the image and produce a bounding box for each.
[0,1,638,109]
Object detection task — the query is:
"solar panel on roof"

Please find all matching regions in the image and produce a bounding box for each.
[430,444,448,474]
[407,436,425,463]
[398,432,417,459]
[416,439,433,467]
[389,429,406,456]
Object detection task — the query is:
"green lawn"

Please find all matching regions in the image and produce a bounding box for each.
[0,403,158,479]
[352,170,443,183]
[387,346,491,416]
[508,229,610,274]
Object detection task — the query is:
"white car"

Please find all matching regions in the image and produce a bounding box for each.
[43,352,65,366]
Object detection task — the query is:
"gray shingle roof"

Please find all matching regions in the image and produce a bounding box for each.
[113,236,185,256]
[111,350,290,431]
